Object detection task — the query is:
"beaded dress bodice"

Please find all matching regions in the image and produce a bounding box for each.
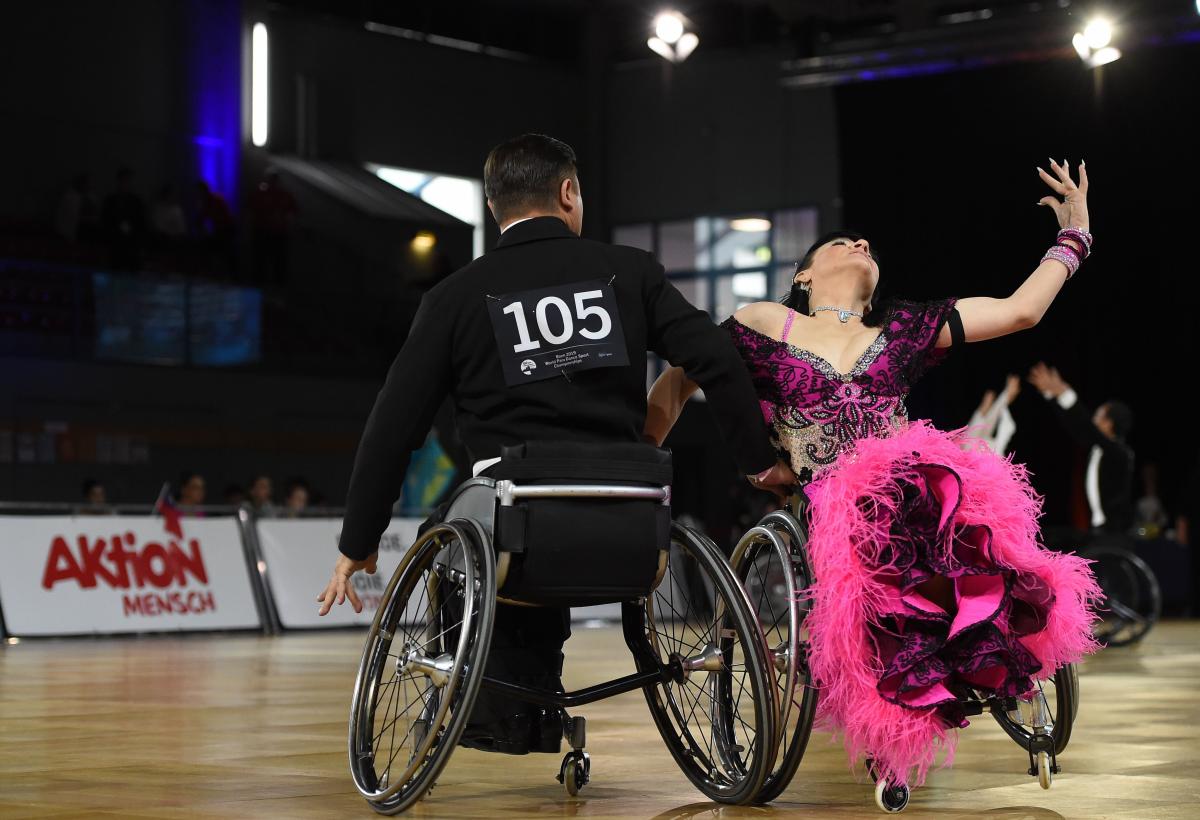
[721,299,958,483]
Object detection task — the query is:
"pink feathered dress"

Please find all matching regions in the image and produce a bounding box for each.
[722,300,1100,788]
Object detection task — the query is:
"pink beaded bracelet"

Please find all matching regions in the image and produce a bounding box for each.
[1042,245,1081,279]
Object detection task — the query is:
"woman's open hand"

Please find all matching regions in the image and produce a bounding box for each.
[1037,158,1089,231]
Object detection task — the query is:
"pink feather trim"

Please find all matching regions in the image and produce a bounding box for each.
[801,421,1102,787]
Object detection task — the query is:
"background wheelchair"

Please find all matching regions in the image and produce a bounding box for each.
[345,442,783,815]
[1082,540,1161,647]
[729,496,1081,813]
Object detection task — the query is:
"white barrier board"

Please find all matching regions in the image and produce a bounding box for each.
[0,516,261,636]
[255,518,422,628]
[256,518,625,629]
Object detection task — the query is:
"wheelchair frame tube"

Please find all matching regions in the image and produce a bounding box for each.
[479,667,670,708]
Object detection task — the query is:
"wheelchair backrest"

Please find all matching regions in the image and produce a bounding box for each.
[488,441,673,606]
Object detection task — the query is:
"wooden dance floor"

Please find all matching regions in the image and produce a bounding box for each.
[2,620,1198,819]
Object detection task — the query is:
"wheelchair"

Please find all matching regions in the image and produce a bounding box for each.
[1081,540,1162,647]
[346,442,781,815]
[730,496,1081,813]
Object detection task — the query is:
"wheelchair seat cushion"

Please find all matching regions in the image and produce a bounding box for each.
[491,441,672,605]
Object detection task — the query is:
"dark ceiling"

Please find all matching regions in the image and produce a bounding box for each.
[269,0,1195,65]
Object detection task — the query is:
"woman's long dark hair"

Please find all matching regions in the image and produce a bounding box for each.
[782,230,888,328]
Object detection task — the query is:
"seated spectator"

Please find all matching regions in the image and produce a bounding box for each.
[247,474,276,516]
[176,471,207,516]
[77,478,112,515]
[283,477,310,517]
[224,483,248,507]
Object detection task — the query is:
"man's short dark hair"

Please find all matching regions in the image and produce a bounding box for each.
[484,134,578,224]
[1104,401,1134,440]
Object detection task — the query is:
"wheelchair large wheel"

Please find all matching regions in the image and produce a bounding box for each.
[627,522,777,805]
[729,511,818,803]
[349,521,496,815]
[1085,545,1161,647]
[994,663,1078,757]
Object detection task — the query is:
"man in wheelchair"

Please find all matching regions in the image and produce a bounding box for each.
[318,133,793,756]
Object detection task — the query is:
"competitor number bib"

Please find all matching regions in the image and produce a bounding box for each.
[487,280,629,386]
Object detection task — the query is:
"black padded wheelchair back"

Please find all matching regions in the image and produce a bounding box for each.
[489,441,673,606]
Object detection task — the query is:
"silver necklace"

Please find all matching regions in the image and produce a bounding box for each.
[810,306,864,323]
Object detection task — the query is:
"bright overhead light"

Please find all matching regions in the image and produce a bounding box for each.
[647,37,674,61]
[655,12,685,45]
[730,218,771,232]
[251,23,269,147]
[1072,18,1120,70]
[676,32,700,61]
[1087,46,1122,67]
[1083,18,1113,50]
[648,11,698,62]
[1072,32,1090,60]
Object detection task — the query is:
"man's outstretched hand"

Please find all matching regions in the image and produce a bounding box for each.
[317,552,379,616]
[1028,362,1070,398]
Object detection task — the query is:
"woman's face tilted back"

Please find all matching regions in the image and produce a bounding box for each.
[796,236,881,304]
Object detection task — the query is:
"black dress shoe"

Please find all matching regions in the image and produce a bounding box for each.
[458,713,533,755]
[531,707,565,754]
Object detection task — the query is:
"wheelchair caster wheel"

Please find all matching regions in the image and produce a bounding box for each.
[874,778,909,813]
[557,751,590,797]
[1037,751,1052,790]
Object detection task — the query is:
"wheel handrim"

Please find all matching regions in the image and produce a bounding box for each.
[349,525,483,802]
[641,530,773,799]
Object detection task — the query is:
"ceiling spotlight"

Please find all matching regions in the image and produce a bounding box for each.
[648,10,698,63]
[1072,17,1121,69]
[1083,18,1113,49]
[655,12,685,44]
[1088,46,1122,67]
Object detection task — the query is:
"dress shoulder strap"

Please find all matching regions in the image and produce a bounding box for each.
[781,309,797,344]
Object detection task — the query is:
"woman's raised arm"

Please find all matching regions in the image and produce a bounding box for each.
[940,158,1090,346]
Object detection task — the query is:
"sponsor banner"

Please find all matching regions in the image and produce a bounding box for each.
[0,516,261,636]
[256,518,422,629]
[256,519,626,629]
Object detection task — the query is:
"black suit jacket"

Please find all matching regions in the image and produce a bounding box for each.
[1053,397,1135,533]
[338,216,776,560]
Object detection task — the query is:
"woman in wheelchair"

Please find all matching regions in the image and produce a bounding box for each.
[646,159,1102,798]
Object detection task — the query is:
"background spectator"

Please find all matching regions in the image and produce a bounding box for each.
[224,483,247,507]
[176,471,206,515]
[250,170,298,285]
[248,474,276,516]
[1135,464,1169,539]
[53,172,99,243]
[102,166,145,270]
[195,180,236,275]
[283,477,309,517]
[77,478,111,514]
[149,183,188,241]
